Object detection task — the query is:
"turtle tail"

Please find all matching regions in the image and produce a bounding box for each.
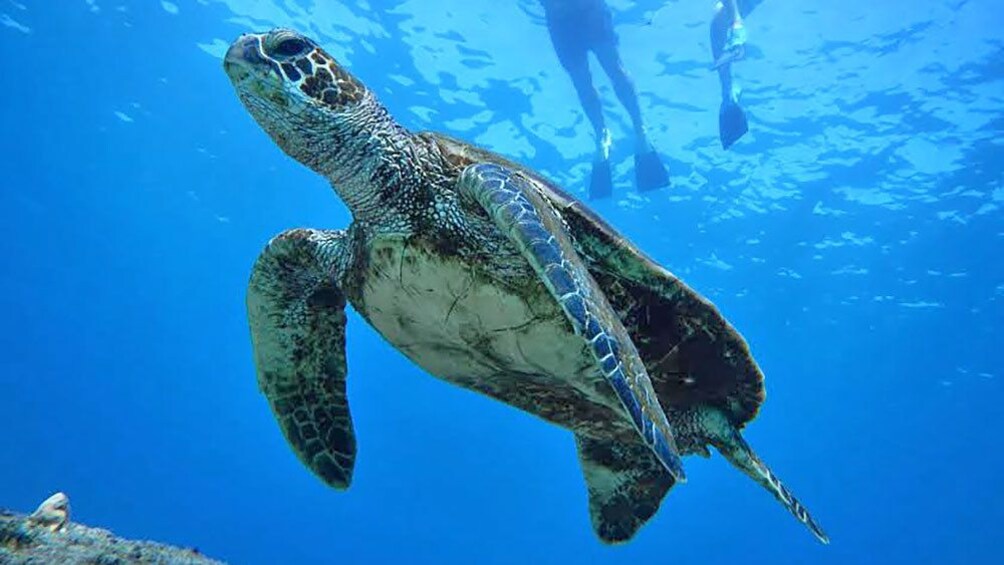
[700,408,830,544]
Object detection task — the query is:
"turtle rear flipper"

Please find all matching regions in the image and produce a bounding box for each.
[247,228,358,489]
[575,434,675,543]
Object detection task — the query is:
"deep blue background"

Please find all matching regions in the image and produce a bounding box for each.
[1,1,1001,563]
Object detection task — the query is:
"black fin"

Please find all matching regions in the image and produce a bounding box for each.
[634,149,670,192]
[574,434,676,544]
[589,158,613,200]
[719,101,749,150]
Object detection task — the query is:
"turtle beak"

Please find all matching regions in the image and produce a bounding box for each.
[224,33,268,82]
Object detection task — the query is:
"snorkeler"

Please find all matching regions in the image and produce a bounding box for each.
[710,0,761,149]
[539,0,669,199]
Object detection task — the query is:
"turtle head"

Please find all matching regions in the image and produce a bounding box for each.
[224,29,370,176]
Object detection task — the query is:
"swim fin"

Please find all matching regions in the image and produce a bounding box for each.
[589,158,613,200]
[719,100,748,150]
[634,148,669,192]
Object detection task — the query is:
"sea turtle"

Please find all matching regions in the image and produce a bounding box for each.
[223,28,828,544]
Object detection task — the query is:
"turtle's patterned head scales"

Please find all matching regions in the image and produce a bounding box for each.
[224,29,370,175]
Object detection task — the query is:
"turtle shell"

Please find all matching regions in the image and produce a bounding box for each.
[422,131,765,429]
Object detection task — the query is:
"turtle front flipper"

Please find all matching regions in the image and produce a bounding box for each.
[247,228,357,489]
[457,163,686,483]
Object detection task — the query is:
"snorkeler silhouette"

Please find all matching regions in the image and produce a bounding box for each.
[539,0,669,199]
[710,0,761,149]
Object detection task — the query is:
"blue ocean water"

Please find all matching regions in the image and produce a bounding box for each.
[1,0,1001,563]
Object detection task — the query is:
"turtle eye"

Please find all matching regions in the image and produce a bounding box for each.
[273,37,308,57]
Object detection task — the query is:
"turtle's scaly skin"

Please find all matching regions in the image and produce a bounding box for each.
[225,29,827,544]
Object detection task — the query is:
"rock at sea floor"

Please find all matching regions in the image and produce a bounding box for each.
[1,492,224,564]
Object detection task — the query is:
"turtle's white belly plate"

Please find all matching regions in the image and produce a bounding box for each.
[357,238,622,431]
